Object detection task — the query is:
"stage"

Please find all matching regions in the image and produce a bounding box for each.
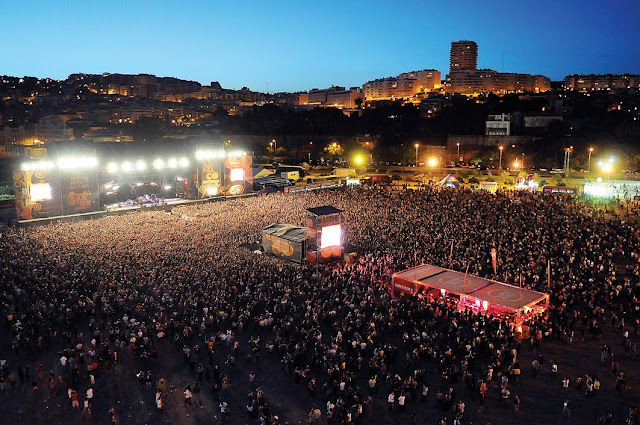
[17,193,257,226]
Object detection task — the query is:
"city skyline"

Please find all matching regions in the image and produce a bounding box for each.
[3,0,639,93]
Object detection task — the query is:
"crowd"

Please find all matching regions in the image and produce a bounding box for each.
[0,186,639,425]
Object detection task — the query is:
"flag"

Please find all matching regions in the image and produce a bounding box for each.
[491,248,497,275]
[547,259,551,287]
[449,240,454,264]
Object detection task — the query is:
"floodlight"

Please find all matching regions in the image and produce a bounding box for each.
[107,162,119,173]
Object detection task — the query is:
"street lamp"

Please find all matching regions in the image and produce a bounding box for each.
[600,160,613,180]
[272,139,277,151]
[498,146,504,169]
[457,142,460,162]
[415,143,419,167]
[588,147,594,172]
[521,153,525,171]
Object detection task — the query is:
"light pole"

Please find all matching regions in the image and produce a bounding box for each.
[499,146,504,169]
[457,142,460,162]
[415,143,419,167]
[563,146,574,172]
[588,147,594,172]
[272,139,277,151]
[521,153,525,171]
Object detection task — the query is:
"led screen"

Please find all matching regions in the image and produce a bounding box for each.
[320,224,341,248]
[229,168,245,182]
[30,183,52,201]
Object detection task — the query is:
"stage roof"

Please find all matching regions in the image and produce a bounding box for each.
[306,206,343,216]
[262,223,307,242]
[393,264,548,313]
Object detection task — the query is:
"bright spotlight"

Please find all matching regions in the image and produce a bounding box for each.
[107,162,119,173]
[354,155,364,165]
[135,160,146,171]
[153,159,165,169]
[168,158,178,168]
[427,157,438,167]
[205,184,219,196]
[179,157,189,167]
[121,161,133,172]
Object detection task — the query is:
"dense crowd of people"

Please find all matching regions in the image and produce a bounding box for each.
[0,186,639,425]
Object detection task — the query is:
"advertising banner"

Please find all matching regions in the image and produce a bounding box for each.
[13,169,63,220]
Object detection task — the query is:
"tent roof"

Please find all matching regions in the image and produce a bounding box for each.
[262,223,307,242]
[393,264,548,312]
[306,205,343,216]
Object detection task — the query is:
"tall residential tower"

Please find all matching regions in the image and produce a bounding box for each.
[450,40,478,72]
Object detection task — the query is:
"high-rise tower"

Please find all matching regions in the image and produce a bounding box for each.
[450,40,478,72]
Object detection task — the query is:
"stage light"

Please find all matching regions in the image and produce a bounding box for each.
[21,160,54,171]
[121,161,133,172]
[427,157,438,167]
[57,156,98,171]
[168,158,178,168]
[179,157,189,167]
[153,159,165,169]
[135,160,146,171]
[205,184,219,196]
[354,155,364,165]
[107,162,119,173]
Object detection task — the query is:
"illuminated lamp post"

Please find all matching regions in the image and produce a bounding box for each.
[588,147,594,172]
[414,143,420,167]
[457,142,460,163]
[498,145,504,169]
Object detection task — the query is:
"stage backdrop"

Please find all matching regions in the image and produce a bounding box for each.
[13,169,63,220]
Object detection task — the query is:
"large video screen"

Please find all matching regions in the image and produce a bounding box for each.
[30,183,52,201]
[320,224,341,248]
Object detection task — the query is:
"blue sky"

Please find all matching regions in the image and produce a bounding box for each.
[2,0,639,92]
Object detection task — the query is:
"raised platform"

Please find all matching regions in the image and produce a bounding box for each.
[17,193,257,227]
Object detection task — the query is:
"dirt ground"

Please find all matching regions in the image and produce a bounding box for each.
[1,307,639,425]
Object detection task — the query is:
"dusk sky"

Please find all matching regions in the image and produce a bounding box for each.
[3,0,639,92]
